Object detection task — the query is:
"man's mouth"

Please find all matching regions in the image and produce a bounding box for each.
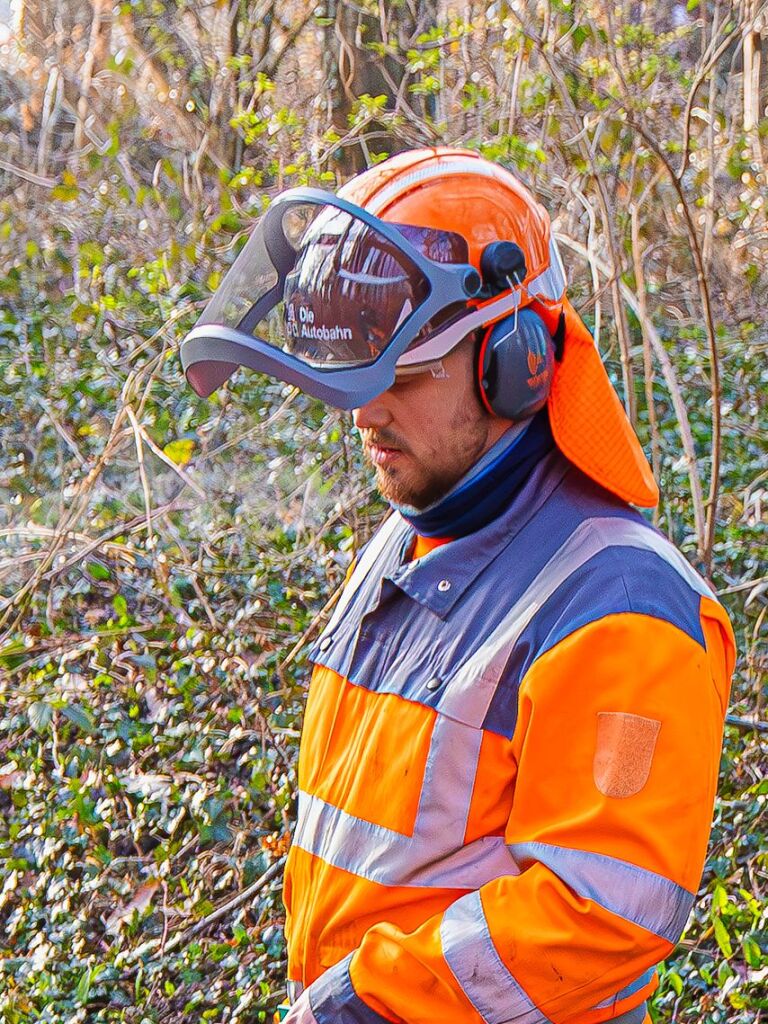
[366,439,404,467]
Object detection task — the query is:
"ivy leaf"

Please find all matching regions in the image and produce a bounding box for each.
[668,970,683,996]
[62,703,96,734]
[713,914,733,958]
[28,701,53,733]
[76,964,104,1004]
[86,561,111,581]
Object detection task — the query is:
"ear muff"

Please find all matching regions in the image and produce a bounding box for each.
[477,307,556,420]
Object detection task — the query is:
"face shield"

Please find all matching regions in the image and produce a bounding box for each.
[181,187,535,409]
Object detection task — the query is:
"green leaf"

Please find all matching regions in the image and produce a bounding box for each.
[712,914,733,958]
[743,936,763,968]
[52,170,79,201]
[712,881,729,912]
[62,703,96,734]
[163,439,196,465]
[76,966,93,1004]
[668,970,683,996]
[113,594,128,618]
[86,561,111,581]
[0,639,28,670]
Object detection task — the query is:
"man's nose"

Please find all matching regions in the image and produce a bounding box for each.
[352,395,393,431]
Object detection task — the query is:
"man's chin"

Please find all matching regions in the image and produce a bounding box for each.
[375,466,452,512]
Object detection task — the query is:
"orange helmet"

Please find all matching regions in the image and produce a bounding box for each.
[340,147,658,508]
[340,148,555,288]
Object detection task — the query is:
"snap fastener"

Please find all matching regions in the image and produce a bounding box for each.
[318,636,333,652]
[437,579,451,592]
[426,677,442,691]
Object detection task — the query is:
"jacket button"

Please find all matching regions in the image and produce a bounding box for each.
[426,677,442,691]
[437,579,451,592]
[319,636,333,652]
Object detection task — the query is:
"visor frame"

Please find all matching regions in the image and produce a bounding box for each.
[181,187,485,408]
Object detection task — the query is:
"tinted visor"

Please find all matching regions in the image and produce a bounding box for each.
[195,201,469,370]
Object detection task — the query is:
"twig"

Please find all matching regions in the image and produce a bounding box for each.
[277,581,346,673]
[556,233,707,554]
[725,715,768,734]
[620,115,723,571]
[133,423,207,501]
[677,19,745,179]
[34,494,193,585]
[552,176,602,347]
[718,575,768,596]
[0,158,55,188]
[126,407,155,554]
[118,857,285,975]
[630,204,662,517]
[0,404,131,640]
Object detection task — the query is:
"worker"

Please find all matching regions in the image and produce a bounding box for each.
[181,148,735,1024]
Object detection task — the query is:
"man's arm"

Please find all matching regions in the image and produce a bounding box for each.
[286,596,734,1024]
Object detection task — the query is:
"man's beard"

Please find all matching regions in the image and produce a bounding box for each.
[374,460,463,511]
[363,414,490,511]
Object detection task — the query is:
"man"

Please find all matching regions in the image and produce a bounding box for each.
[181,148,735,1024]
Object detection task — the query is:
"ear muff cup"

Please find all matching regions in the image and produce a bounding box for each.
[477,307,556,420]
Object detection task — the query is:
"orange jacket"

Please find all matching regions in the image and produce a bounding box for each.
[283,451,734,1024]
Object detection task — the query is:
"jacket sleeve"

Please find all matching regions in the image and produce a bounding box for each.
[300,597,735,1024]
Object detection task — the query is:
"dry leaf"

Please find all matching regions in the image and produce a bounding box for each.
[105,879,161,935]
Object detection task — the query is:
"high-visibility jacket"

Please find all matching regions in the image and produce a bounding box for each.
[283,449,735,1024]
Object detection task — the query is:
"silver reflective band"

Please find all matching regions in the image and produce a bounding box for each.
[440,890,549,1024]
[592,968,655,1010]
[509,841,694,943]
[287,980,304,1005]
[294,712,502,890]
[612,1004,648,1024]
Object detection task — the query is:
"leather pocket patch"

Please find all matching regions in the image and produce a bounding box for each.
[594,712,661,799]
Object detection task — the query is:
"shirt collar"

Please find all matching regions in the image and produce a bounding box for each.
[385,448,571,618]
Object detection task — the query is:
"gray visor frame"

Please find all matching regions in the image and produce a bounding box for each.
[180,187,482,409]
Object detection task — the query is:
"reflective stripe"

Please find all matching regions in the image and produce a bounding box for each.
[611,1004,648,1024]
[440,890,550,1024]
[293,794,518,890]
[414,714,479,842]
[592,968,654,1009]
[438,515,711,727]
[320,512,404,637]
[287,980,305,1005]
[509,842,693,943]
[294,700,521,888]
[308,952,391,1024]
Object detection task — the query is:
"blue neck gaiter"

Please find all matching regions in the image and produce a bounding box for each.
[395,409,555,539]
